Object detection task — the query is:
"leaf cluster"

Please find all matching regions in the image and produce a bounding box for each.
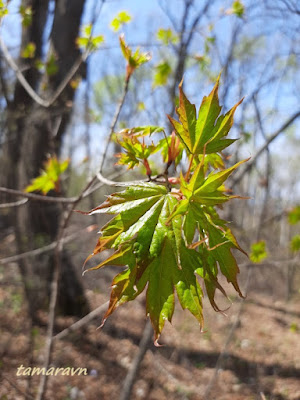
[83,75,248,342]
[76,24,104,52]
[110,11,132,32]
[119,35,151,80]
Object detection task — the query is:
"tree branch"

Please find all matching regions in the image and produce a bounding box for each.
[53,301,109,341]
[0,225,97,265]
[232,109,300,186]
[119,320,153,400]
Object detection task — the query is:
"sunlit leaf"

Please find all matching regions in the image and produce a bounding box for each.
[231,1,245,18]
[82,75,247,343]
[290,235,300,252]
[168,75,243,155]
[83,179,246,341]
[119,35,151,78]
[22,42,36,59]
[19,5,32,27]
[110,11,132,32]
[153,61,172,87]
[25,156,69,195]
[250,241,267,263]
[46,54,58,76]
[157,28,178,45]
[0,0,8,18]
[76,24,105,51]
[288,206,300,225]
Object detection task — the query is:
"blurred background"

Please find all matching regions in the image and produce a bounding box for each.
[0,0,299,399]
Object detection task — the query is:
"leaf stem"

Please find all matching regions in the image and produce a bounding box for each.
[185,154,194,181]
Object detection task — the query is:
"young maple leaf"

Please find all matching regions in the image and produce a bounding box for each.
[82,75,248,343]
[168,75,243,155]
[82,180,246,343]
[25,156,69,195]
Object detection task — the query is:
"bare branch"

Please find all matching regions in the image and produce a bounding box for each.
[3,375,35,400]
[204,270,252,399]
[53,301,109,341]
[0,198,28,208]
[0,225,97,265]
[119,320,153,400]
[232,109,300,186]
[99,75,131,173]
[0,171,122,204]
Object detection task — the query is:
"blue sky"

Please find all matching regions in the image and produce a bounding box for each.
[1,0,299,198]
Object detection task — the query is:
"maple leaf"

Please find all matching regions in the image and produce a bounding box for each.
[82,74,248,343]
[115,127,164,174]
[82,180,246,342]
[119,35,151,80]
[25,156,69,195]
[168,75,243,155]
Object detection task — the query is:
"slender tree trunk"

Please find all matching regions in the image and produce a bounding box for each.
[0,0,89,322]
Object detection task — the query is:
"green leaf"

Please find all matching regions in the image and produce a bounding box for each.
[288,206,300,225]
[290,235,300,252]
[22,42,36,59]
[168,75,243,155]
[25,156,69,195]
[178,158,248,206]
[119,35,151,77]
[76,24,105,51]
[153,61,172,87]
[232,1,245,18]
[250,241,267,263]
[83,180,245,342]
[19,5,32,27]
[0,0,8,18]
[110,11,132,32]
[156,28,178,45]
[115,129,162,172]
[46,54,58,76]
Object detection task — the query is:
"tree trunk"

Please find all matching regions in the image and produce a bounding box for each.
[0,0,89,322]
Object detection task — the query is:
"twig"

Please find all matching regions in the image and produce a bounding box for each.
[203,269,252,399]
[0,225,97,265]
[0,198,28,208]
[97,170,148,187]
[3,375,35,400]
[119,320,153,400]
[0,171,121,204]
[0,37,89,108]
[232,109,300,186]
[0,186,79,203]
[99,75,131,173]
[53,301,109,341]
[0,0,106,110]
[35,171,100,400]
[148,351,200,395]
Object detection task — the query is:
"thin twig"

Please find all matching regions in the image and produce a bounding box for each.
[0,197,28,208]
[0,36,89,108]
[119,320,153,400]
[0,225,97,265]
[97,170,148,187]
[99,75,131,173]
[0,1,106,110]
[53,301,109,341]
[203,269,252,399]
[3,375,35,400]
[0,171,121,204]
[35,177,99,400]
[232,109,300,186]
